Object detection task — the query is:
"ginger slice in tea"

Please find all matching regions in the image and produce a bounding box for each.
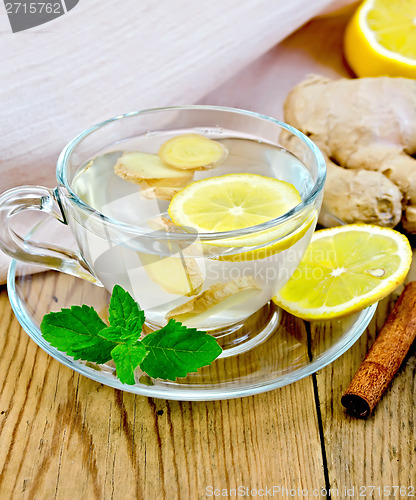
[148,216,183,232]
[144,216,205,296]
[138,168,193,200]
[148,216,205,259]
[114,152,193,185]
[159,134,228,170]
[138,176,192,188]
[139,183,183,201]
[166,276,260,321]
[140,253,203,297]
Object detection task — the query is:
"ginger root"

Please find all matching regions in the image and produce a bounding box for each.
[283,74,416,232]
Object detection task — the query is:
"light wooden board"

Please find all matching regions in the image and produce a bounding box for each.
[315,288,416,495]
[2,255,415,498]
[0,282,325,499]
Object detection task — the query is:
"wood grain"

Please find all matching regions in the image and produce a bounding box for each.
[2,255,416,498]
[316,287,416,494]
[0,282,325,499]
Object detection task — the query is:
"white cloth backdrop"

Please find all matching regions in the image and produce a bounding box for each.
[0,0,357,283]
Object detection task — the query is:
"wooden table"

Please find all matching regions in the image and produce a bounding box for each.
[0,272,415,499]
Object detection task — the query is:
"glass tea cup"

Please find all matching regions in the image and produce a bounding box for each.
[0,106,326,357]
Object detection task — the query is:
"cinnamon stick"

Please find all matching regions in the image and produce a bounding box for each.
[341,282,416,418]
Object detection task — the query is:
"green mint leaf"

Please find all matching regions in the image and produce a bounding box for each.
[99,325,139,343]
[139,320,222,381]
[40,286,222,384]
[111,343,148,385]
[108,285,145,336]
[40,305,117,364]
[126,317,145,338]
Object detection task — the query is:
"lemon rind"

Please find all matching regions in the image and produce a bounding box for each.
[358,0,416,66]
[216,211,317,262]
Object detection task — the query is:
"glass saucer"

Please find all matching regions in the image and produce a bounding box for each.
[7,218,377,401]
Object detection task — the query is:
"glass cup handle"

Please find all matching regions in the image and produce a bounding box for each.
[0,185,102,285]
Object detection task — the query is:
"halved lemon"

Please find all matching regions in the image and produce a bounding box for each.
[159,134,227,170]
[344,0,416,78]
[167,173,315,260]
[273,224,412,320]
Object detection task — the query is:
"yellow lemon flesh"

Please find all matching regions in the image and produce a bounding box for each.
[215,210,317,262]
[168,173,312,260]
[273,224,412,320]
[344,0,416,78]
[159,133,227,170]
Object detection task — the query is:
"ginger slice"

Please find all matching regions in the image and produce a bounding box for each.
[159,134,228,170]
[139,183,182,201]
[114,152,193,185]
[138,176,191,188]
[166,276,260,320]
[138,171,193,201]
[148,216,184,233]
[140,253,203,297]
[148,216,205,259]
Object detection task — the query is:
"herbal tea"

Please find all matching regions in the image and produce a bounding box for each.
[71,129,316,330]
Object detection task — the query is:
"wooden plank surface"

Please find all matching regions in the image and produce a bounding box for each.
[0,283,326,499]
[2,256,415,499]
[315,253,416,497]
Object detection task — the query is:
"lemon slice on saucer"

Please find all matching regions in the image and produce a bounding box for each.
[273,224,412,320]
[168,173,312,260]
[344,0,416,78]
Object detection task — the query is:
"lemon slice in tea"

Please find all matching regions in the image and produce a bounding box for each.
[168,173,312,260]
[168,173,300,231]
[273,224,412,320]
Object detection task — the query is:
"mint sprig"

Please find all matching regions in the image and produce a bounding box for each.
[111,343,148,385]
[140,320,223,381]
[108,284,145,336]
[40,285,222,385]
[41,305,117,364]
